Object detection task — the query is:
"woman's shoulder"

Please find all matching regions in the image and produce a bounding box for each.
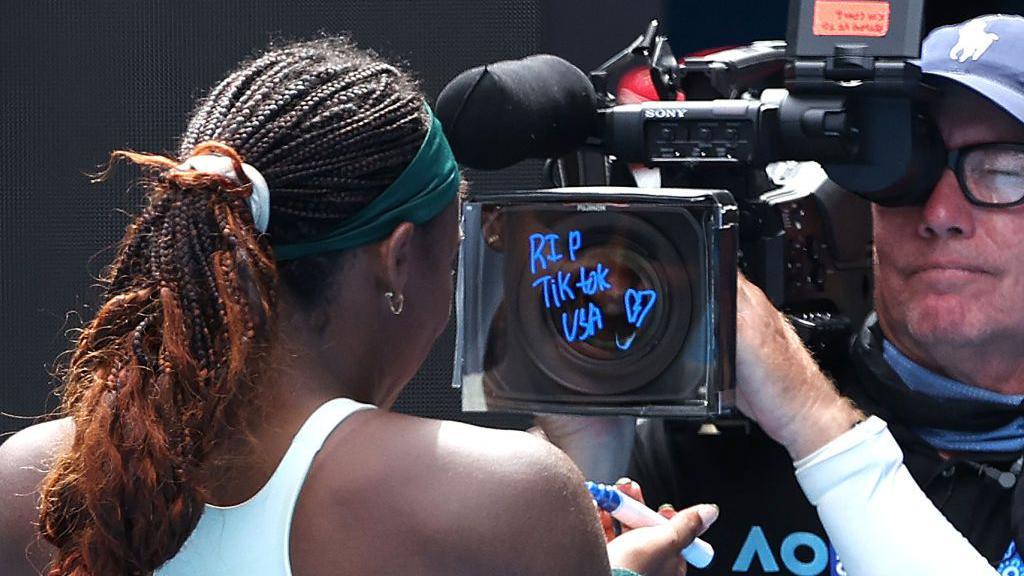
[0,417,74,495]
[334,410,580,483]
[292,411,610,575]
[1,416,74,453]
[0,417,72,574]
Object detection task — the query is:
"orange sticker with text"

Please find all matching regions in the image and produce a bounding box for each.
[813,0,890,37]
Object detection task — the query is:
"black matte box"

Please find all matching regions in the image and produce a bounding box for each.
[456,187,738,418]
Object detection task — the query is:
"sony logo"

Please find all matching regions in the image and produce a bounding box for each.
[644,108,687,119]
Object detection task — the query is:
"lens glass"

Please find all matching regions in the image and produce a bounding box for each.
[962,144,1024,205]
[535,235,669,361]
[502,207,697,395]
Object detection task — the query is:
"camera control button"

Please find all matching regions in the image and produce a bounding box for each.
[656,126,676,142]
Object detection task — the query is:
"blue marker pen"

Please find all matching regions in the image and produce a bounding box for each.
[586,481,714,569]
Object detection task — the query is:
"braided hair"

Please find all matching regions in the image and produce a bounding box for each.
[37,38,430,575]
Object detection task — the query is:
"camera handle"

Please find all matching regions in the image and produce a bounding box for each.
[590,19,682,103]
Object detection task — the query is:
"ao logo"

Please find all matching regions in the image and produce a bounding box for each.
[733,529,1019,575]
[732,526,842,575]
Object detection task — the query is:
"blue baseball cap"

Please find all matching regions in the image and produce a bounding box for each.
[919,14,1024,125]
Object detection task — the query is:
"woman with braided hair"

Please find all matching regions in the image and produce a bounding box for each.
[0,38,715,575]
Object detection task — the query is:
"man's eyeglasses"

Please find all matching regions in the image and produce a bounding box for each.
[947,143,1024,207]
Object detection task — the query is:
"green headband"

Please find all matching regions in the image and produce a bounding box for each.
[273,106,460,261]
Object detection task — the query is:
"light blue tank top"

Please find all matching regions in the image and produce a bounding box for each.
[156,398,375,575]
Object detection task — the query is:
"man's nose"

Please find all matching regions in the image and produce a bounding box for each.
[918,169,976,239]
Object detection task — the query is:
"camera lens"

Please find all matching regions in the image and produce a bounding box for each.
[507,209,696,395]
[539,239,666,361]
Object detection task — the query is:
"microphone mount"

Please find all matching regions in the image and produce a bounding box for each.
[590,19,682,102]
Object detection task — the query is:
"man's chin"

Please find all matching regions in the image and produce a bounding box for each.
[902,299,990,346]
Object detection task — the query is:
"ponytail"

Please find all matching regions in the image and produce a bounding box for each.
[38,143,276,574]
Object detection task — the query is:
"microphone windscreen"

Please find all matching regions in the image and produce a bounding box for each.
[436,54,599,170]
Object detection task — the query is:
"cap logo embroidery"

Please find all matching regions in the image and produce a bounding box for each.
[949,19,1000,63]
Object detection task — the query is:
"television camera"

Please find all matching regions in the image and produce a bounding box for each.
[441,0,942,417]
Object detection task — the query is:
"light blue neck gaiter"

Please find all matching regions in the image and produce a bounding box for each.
[882,340,1024,453]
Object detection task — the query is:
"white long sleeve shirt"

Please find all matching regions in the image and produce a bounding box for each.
[795,416,999,575]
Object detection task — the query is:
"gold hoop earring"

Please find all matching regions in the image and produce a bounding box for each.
[384,291,405,315]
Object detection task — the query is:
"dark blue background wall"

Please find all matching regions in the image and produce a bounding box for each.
[0,0,664,439]
[4,0,1023,441]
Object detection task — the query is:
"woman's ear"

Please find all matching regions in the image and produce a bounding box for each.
[377,222,416,296]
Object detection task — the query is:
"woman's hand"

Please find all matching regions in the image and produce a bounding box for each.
[734,274,863,460]
[604,479,718,576]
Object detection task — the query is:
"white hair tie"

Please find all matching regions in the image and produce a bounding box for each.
[175,154,270,233]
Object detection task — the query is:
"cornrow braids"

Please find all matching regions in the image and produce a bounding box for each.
[38,37,431,575]
[182,39,427,303]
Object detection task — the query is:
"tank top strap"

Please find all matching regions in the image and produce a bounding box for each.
[156,397,375,575]
[264,397,376,508]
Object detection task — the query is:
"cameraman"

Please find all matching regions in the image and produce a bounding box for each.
[548,14,1024,575]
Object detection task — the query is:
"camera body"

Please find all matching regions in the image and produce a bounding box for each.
[457,187,736,416]
[449,0,932,417]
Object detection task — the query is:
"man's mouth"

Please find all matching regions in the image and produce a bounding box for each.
[909,262,993,277]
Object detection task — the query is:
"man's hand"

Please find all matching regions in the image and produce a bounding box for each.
[735,274,864,460]
[532,414,636,483]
